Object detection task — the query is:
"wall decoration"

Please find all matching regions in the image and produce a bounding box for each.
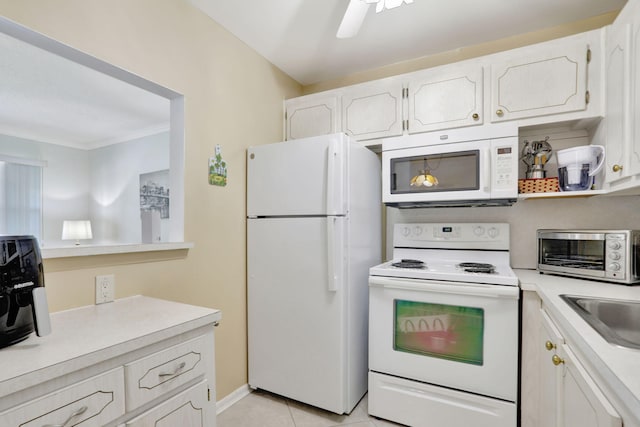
[209,144,228,187]
[140,169,170,219]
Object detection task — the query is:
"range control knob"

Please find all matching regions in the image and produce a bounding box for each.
[487,227,499,238]
[413,226,423,236]
[608,262,621,271]
[402,226,411,237]
[473,226,485,236]
[608,241,622,250]
[609,252,621,260]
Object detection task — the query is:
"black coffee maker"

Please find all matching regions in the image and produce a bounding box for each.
[0,235,51,349]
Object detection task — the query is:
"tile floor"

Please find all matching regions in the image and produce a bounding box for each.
[217,390,404,427]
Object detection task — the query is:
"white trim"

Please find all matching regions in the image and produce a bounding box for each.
[41,242,193,259]
[216,384,252,414]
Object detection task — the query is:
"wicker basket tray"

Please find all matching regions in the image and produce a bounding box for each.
[518,177,559,194]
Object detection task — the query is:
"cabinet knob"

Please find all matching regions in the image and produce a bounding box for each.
[472,113,479,121]
[496,109,504,117]
[545,341,556,351]
[552,354,565,366]
[612,164,623,173]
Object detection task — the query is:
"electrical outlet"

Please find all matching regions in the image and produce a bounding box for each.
[95,274,115,304]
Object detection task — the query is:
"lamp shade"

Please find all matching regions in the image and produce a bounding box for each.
[62,220,93,242]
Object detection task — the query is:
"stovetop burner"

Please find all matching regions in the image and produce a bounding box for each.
[391,259,426,269]
[457,262,496,274]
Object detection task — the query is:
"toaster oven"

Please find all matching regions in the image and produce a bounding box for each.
[537,229,640,285]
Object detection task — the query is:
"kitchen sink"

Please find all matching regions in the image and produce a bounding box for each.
[560,295,640,350]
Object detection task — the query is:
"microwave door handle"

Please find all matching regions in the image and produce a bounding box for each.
[482,148,491,193]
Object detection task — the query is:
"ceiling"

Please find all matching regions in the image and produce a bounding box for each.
[188,0,627,85]
[0,31,170,150]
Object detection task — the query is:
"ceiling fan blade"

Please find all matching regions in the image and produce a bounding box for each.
[336,0,371,39]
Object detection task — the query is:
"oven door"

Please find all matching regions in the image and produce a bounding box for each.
[369,276,519,402]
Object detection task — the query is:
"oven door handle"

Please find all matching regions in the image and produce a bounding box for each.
[369,276,519,299]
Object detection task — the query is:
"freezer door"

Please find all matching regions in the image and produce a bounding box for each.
[247,134,347,217]
[248,217,347,413]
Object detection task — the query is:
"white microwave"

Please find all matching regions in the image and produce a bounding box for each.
[381,127,518,207]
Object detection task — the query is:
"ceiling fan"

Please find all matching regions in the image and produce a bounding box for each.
[337,0,414,39]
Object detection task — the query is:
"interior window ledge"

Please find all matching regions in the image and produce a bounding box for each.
[41,242,194,259]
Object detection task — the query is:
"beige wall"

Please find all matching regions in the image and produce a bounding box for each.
[302,11,619,94]
[0,0,301,400]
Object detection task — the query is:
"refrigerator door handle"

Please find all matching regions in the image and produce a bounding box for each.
[326,140,340,215]
[327,217,338,292]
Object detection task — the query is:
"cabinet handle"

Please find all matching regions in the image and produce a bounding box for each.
[43,405,88,427]
[496,109,504,117]
[552,354,565,366]
[158,361,186,378]
[545,340,556,351]
[612,164,623,173]
[472,113,479,121]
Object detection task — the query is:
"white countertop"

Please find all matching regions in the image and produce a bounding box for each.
[0,295,221,399]
[516,269,640,425]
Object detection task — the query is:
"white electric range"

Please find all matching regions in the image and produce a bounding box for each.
[368,223,520,427]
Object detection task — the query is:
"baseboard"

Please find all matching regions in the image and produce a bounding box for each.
[216,384,252,414]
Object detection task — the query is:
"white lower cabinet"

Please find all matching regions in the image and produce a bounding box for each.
[559,344,621,427]
[1,367,125,427]
[521,291,621,427]
[125,381,208,427]
[0,296,220,427]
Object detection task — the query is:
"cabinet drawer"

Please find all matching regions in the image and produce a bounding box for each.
[125,380,208,427]
[0,367,125,427]
[125,336,207,410]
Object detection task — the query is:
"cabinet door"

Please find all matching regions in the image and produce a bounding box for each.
[540,309,564,427]
[286,94,340,140]
[407,64,483,133]
[631,21,640,177]
[491,43,588,122]
[341,79,403,141]
[125,381,208,427]
[604,23,632,184]
[559,345,621,427]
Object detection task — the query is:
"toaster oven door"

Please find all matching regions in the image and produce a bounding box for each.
[538,232,607,279]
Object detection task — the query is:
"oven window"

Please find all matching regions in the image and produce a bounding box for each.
[539,239,605,270]
[394,299,484,365]
[390,150,479,194]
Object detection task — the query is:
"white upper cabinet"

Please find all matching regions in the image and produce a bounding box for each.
[407,64,483,133]
[603,0,640,190]
[491,40,590,122]
[341,79,404,141]
[604,23,631,185]
[286,93,341,140]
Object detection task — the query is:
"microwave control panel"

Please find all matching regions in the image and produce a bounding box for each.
[491,140,517,197]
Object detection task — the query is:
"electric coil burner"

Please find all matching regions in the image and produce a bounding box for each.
[457,262,496,274]
[391,259,425,269]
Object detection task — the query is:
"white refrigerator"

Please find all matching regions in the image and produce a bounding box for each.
[247,133,381,414]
